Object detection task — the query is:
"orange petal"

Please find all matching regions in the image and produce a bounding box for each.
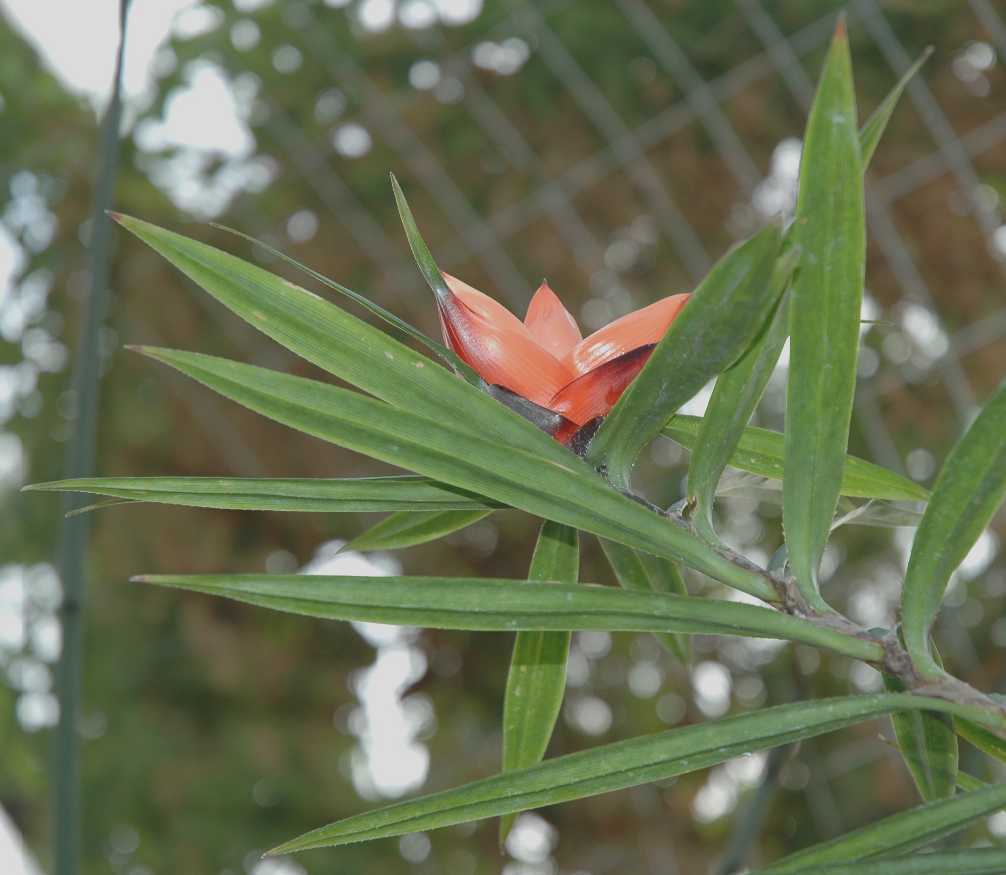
[563,293,690,376]
[524,282,582,358]
[438,276,572,406]
[443,274,529,336]
[548,345,654,427]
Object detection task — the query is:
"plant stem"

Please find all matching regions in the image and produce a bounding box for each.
[652,504,1006,728]
[53,3,130,872]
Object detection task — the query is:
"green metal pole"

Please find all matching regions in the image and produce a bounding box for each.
[53,3,130,872]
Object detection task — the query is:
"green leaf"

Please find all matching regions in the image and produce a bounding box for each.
[137,346,789,604]
[110,214,566,463]
[859,47,933,168]
[137,573,880,658]
[883,642,958,801]
[831,498,924,529]
[345,509,492,551]
[784,20,866,613]
[500,521,579,845]
[752,782,1006,874]
[23,476,496,513]
[665,417,928,502]
[764,852,1006,875]
[955,714,1006,766]
[687,251,794,539]
[209,222,473,378]
[901,381,1006,676]
[390,174,456,314]
[260,694,1001,854]
[586,223,783,488]
[709,482,923,534]
[106,216,818,602]
[955,771,987,793]
[598,538,689,662]
[888,704,957,801]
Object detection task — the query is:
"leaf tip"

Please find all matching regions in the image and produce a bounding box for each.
[64,504,93,519]
[125,344,167,363]
[262,839,302,858]
[833,11,847,42]
[124,339,154,358]
[129,575,150,584]
[389,172,407,208]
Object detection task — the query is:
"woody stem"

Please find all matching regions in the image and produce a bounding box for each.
[615,484,1006,728]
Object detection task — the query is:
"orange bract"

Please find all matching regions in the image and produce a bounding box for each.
[436,274,689,440]
[524,282,583,357]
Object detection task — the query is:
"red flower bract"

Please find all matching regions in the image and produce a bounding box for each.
[438,274,689,442]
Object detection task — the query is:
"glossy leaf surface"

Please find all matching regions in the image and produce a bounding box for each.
[137,573,880,658]
[760,851,1006,875]
[599,538,689,661]
[137,346,784,602]
[784,21,866,611]
[901,382,1006,676]
[587,224,783,487]
[345,509,492,551]
[24,476,496,513]
[500,522,579,843]
[262,694,1001,854]
[665,417,928,502]
[755,782,1006,873]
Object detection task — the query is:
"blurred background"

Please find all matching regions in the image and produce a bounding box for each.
[2,0,1006,872]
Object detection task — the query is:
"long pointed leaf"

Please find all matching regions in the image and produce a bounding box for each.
[136,346,790,604]
[753,782,1006,874]
[390,174,456,308]
[784,20,866,612]
[210,222,473,377]
[599,538,689,662]
[23,476,496,513]
[500,522,579,844]
[687,253,793,540]
[345,509,492,551]
[110,214,571,465]
[884,643,958,802]
[261,694,1002,854]
[955,715,1006,766]
[765,852,1006,875]
[587,223,783,488]
[956,771,988,793]
[137,573,879,658]
[684,39,925,543]
[859,47,934,168]
[901,382,1006,676]
[666,417,928,502]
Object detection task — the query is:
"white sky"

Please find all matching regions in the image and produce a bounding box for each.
[1,0,194,106]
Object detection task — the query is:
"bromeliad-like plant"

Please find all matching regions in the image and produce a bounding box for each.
[30,20,1006,871]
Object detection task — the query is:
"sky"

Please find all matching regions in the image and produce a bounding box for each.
[2,0,193,106]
